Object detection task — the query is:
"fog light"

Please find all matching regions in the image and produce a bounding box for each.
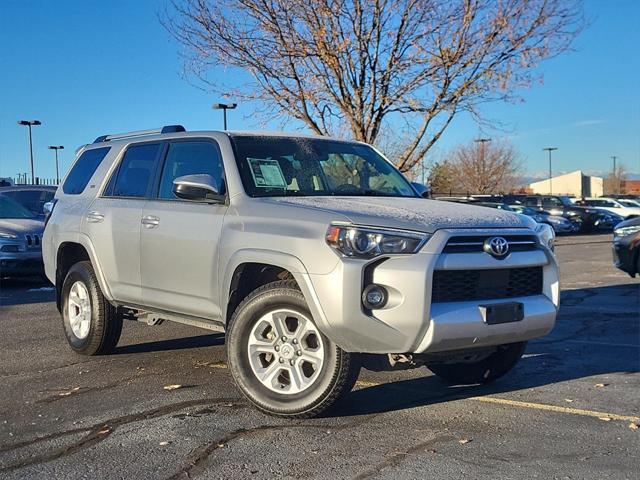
[362,284,388,310]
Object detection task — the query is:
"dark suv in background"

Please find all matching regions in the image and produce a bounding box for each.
[503,195,602,232]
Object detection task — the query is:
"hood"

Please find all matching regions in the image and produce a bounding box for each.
[270,197,531,233]
[0,218,45,235]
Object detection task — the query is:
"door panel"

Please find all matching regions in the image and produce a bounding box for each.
[84,197,144,303]
[140,201,226,319]
[84,141,163,304]
[140,139,227,320]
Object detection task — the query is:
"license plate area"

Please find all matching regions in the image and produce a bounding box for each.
[479,302,524,325]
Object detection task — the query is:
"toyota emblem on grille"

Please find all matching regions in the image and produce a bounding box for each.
[484,236,509,258]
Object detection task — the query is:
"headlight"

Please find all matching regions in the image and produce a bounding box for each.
[536,223,555,251]
[326,224,429,258]
[0,231,18,240]
[614,225,640,238]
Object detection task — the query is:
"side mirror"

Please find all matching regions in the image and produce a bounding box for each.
[43,201,55,215]
[173,174,223,202]
[411,182,430,198]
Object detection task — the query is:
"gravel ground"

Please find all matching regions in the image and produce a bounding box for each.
[0,233,638,479]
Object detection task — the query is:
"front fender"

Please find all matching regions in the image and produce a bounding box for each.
[220,249,336,344]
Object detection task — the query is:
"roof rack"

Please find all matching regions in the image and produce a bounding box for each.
[93,125,186,143]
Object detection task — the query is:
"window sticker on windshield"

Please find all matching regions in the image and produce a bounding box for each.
[247,158,287,188]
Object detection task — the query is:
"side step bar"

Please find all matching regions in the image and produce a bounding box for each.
[119,304,225,333]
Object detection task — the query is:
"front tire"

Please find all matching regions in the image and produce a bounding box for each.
[226,280,359,418]
[61,261,122,355]
[426,342,526,385]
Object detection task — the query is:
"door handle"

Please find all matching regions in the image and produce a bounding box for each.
[141,215,160,228]
[87,211,105,223]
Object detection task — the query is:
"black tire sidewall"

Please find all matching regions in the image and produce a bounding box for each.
[61,263,104,354]
[227,286,347,416]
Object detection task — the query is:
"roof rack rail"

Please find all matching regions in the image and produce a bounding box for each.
[93,125,186,143]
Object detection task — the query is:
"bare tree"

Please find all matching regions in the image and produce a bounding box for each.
[439,140,523,194]
[164,0,582,172]
[604,164,628,195]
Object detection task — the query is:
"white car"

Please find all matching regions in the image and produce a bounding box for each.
[581,198,640,219]
[618,199,640,208]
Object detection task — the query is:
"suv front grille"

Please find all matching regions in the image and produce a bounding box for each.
[443,235,538,254]
[431,267,543,303]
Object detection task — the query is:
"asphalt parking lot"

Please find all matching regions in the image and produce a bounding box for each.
[1,234,638,479]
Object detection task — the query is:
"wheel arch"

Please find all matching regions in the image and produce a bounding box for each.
[221,250,330,334]
[55,234,114,311]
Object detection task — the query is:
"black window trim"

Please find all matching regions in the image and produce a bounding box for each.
[100,140,165,200]
[149,137,228,205]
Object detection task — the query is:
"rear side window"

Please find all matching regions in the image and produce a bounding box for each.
[63,147,110,195]
[157,141,224,199]
[104,143,161,198]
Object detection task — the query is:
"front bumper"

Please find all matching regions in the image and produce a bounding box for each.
[613,238,637,276]
[0,251,44,276]
[305,228,559,354]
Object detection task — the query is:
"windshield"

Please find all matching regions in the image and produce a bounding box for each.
[620,200,640,208]
[0,195,37,219]
[230,136,416,198]
[1,189,55,215]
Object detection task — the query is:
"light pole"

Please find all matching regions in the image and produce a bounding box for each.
[543,147,558,194]
[212,102,237,130]
[474,138,491,193]
[18,120,42,184]
[611,156,619,195]
[48,146,64,184]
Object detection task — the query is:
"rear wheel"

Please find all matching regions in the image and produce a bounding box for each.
[426,342,526,385]
[61,261,122,355]
[226,280,359,418]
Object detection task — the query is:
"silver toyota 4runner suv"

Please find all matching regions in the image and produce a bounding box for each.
[43,125,559,418]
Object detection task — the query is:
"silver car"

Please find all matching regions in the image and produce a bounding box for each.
[43,126,559,418]
[0,195,45,277]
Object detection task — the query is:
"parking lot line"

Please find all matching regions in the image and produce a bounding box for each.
[354,380,640,423]
[469,396,640,423]
[565,339,640,348]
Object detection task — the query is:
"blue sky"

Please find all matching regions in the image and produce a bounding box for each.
[1,0,638,181]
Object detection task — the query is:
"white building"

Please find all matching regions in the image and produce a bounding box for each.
[529,170,603,197]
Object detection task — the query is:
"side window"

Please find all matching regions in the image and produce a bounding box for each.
[105,143,161,198]
[157,141,224,200]
[62,147,111,195]
[542,197,562,208]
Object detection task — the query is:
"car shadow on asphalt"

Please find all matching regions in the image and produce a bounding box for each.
[112,333,226,354]
[332,282,639,417]
[0,277,55,306]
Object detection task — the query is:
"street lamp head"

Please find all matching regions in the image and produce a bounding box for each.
[18,120,41,126]
[212,102,237,110]
[48,145,64,150]
[543,147,558,152]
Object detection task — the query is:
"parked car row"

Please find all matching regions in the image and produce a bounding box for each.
[436,194,630,234]
[0,186,55,279]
